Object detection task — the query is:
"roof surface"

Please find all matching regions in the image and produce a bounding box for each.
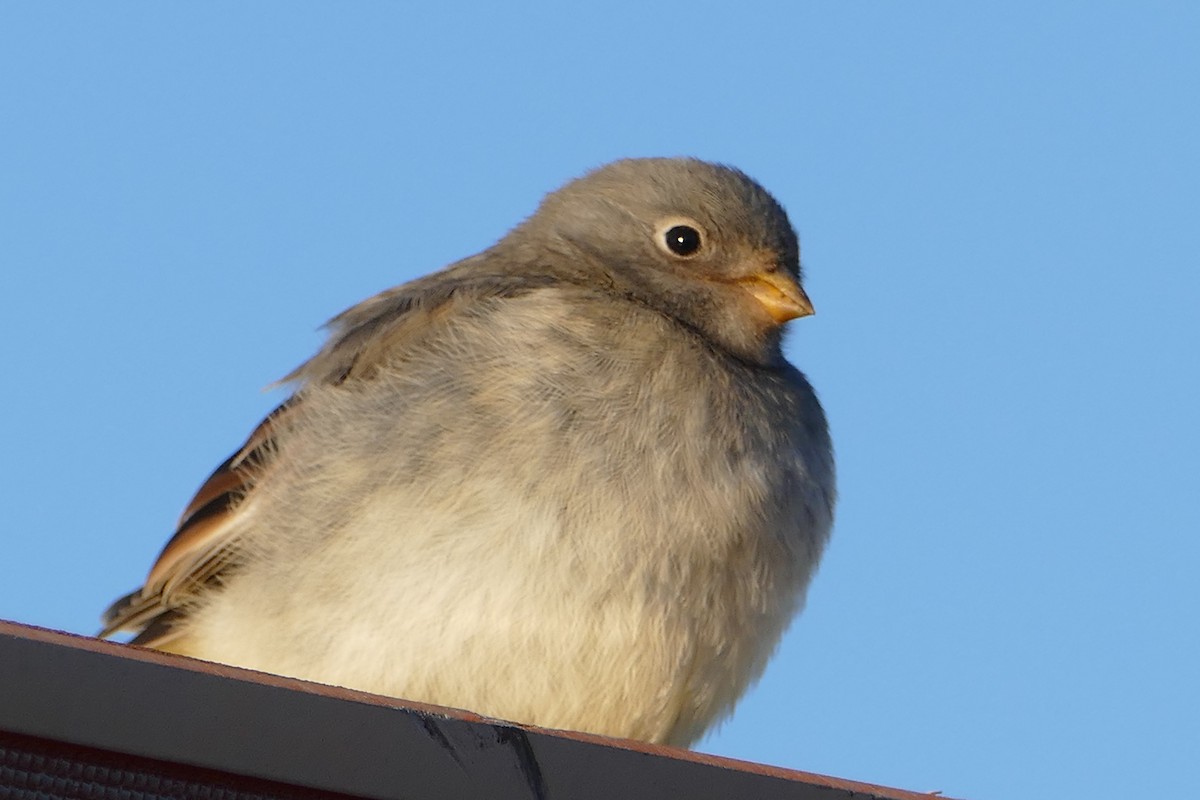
[0,620,955,800]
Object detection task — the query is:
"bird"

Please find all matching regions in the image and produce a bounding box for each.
[100,157,836,747]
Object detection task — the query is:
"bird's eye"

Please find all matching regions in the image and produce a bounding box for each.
[663,225,703,257]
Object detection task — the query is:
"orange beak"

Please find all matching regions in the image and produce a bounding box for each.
[737,270,814,323]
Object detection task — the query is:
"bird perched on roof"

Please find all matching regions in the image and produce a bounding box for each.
[101,157,836,747]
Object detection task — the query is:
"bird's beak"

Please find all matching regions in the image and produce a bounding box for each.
[737,269,814,323]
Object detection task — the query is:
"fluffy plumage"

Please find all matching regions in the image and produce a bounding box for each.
[102,157,835,746]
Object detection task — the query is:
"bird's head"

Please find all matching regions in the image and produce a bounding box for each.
[518,157,812,366]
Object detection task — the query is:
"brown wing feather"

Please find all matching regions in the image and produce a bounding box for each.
[99,401,293,644]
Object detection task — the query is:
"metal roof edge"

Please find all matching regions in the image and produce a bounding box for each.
[0,620,956,800]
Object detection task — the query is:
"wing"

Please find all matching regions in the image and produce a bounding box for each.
[99,261,561,647]
[99,400,292,646]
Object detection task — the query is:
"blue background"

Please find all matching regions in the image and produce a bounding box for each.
[2,4,1197,798]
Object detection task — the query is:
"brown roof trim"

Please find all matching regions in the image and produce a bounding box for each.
[0,620,955,800]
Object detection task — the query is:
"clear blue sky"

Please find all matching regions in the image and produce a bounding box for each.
[2,4,1196,798]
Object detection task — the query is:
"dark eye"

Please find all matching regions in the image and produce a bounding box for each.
[663,225,702,257]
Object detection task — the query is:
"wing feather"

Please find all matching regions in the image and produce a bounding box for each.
[99,401,288,643]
